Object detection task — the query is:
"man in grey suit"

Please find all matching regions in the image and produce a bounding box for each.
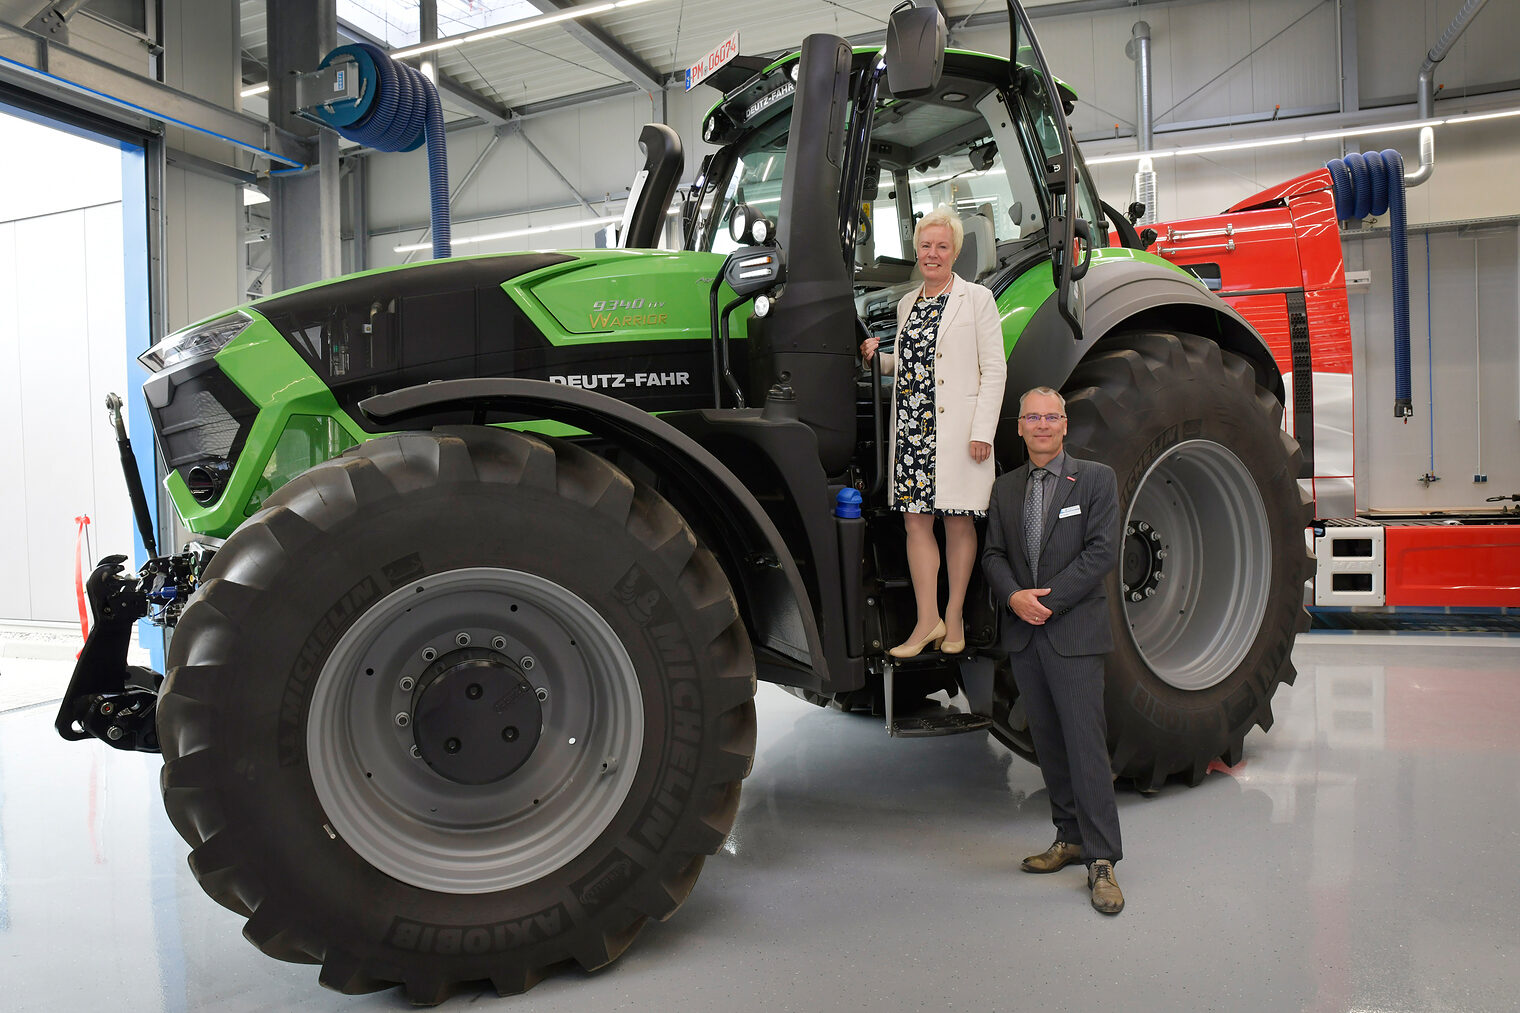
[982,386,1125,914]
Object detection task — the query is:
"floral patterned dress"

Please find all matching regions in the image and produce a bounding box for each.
[891,291,983,517]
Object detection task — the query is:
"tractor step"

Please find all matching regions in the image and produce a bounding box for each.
[889,712,993,737]
[882,659,992,738]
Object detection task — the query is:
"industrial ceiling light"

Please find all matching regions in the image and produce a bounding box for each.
[1085,106,1520,166]
[390,0,665,61]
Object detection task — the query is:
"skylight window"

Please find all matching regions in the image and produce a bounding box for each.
[338,0,540,48]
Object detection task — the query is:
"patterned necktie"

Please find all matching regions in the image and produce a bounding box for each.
[1024,467,1047,583]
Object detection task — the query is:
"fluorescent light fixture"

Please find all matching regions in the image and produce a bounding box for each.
[391,0,663,60]
[393,215,620,252]
[1435,106,1520,124]
[241,82,269,98]
[1084,106,1520,166]
[1182,135,1305,157]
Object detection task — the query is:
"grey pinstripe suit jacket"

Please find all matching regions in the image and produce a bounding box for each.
[982,453,1120,656]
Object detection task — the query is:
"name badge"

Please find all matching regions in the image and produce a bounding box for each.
[1058,504,1081,519]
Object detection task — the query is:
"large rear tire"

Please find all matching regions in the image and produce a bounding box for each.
[990,331,1312,788]
[158,428,756,1003]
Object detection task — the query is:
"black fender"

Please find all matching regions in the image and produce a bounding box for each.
[359,378,832,692]
[997,257,1285,461]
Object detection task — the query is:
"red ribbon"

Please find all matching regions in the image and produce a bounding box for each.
[74,514,92,647]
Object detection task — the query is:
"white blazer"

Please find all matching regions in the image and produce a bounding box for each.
[878,275,1007,512]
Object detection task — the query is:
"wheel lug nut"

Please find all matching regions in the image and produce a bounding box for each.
[1157,549,1168,559]
[521,656,536,671]
[1130,592,1142,602]
[491,636,507,651]
[399,676,416,692]
[456,632,471,646]
[410,744,421,758]
[535,686,549,702]
[1137,522,1150,532]
[421,647,437,662]
[1154,571,1164,580]
[395,712,410,727]
[1149,531,1160,541]
[1145,587,1155,597]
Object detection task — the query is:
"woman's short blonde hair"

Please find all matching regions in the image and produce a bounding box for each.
[913,205,964,261]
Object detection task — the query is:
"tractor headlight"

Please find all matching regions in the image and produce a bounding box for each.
[138,312,254,373]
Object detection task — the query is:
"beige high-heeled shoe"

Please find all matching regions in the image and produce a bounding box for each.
[889,619,946,659]
[940,622,966,654]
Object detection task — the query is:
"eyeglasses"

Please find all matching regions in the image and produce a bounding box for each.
[1020,413,1065,425]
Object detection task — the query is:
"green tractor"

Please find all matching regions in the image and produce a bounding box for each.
[56,3,1310,1002]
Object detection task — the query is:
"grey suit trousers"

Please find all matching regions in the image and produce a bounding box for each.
[1013,628,1123,864]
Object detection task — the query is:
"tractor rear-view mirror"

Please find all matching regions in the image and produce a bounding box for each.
[885,4,946,99]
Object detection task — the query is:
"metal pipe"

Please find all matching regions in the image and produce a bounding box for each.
[1127,22,1157,224]
[1128,21,1153,152]
[1408,0,1491,186]
[1472,235,1482,479]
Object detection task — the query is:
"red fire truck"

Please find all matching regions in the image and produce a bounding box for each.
[1149,166,1520,610]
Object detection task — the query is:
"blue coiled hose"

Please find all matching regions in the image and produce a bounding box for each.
[312,42,451,259]
[1327,150,1411,417]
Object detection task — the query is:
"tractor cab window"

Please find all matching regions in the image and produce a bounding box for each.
[854,76,1049,316]
[695,116,789,256]
[1010,60,1109,251]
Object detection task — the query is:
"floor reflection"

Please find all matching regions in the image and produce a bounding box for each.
[1,634,1516,1011]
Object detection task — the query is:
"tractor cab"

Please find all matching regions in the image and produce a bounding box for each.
[676,25,1113,459]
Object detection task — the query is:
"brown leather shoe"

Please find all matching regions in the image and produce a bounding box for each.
[1021,841,1083,873]
[1088,860,1124,914]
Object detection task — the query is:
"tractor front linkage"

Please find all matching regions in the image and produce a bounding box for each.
[53,395,212,754]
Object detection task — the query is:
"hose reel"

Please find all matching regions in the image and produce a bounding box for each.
[304,42,452,260]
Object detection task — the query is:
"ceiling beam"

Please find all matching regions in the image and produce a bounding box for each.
[525,0,663,94]
[0,18,311,168]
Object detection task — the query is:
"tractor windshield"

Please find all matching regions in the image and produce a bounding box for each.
[689,54,1108,275]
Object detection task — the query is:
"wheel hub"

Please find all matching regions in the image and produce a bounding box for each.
[1122,520,1166,602]
[411,648,542,785]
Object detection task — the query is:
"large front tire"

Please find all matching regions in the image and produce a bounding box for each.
[991,331,1312,788]
[158,428,756,1002]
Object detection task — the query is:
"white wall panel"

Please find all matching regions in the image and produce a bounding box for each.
[0,117,122,222]
[1345,223,1520,513]
[11,211,118,623]
[1359,0,1520,107]
[163,166,240,331]
[0,220,29,620]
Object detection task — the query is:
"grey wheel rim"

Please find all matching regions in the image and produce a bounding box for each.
[1121,440,1270,691]
[307,567,644,894]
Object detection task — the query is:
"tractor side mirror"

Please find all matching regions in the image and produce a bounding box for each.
[884,3,946,99]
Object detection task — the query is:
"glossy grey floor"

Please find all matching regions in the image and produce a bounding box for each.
[3,633,1517,1012]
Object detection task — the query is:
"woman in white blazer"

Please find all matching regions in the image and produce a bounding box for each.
[860,205,1007,658]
